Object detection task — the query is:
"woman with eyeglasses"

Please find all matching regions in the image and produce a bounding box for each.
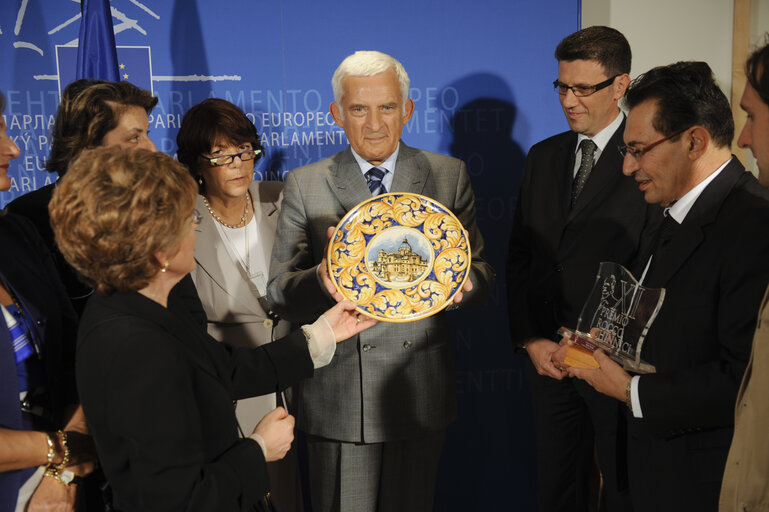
[49,146,374,511]
[176,98,308,510]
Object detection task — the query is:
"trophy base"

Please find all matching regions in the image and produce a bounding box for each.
[557,328,656,374]
[563,345,600,369]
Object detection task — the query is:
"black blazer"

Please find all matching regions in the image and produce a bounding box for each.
[76,290,314,511]
[625,159,769,511]
[507,121,656,344]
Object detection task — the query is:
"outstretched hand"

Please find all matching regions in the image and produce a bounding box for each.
[322,300,377,342]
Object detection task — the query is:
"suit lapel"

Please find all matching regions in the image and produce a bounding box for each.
[554,134,577,226]
[327,148,372,211]
[390,143,429,194]
[250,181,280,275]
[649,158,743,287]
[193,186,268,315]
[568,119,626,221]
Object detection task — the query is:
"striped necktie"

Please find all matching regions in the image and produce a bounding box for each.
[572,139,597,206]
[2,304,35,363]
[365,167,387,195]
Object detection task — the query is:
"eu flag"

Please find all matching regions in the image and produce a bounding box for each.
[76,0,119,81]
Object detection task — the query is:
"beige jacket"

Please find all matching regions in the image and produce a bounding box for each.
[191,180,290,434]
[720,286,769,512]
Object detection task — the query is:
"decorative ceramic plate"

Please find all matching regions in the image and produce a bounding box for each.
[327,192,471,322]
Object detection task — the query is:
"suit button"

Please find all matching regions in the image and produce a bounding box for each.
[403,340,412,349]
[362,344,373,352]
[36,320,45,326]
[555,264,564,272]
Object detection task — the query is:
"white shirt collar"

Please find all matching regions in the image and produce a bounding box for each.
[351,143,400,176]
[575,110,625,158]
[667,157,732,224]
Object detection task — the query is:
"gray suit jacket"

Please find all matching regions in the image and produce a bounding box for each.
[267,142,495,443]
[192,180,291,433]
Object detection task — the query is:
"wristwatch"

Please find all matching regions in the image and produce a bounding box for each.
[58,469,84,486]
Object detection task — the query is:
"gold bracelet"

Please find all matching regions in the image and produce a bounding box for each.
[624,378,633,411]
[45,432,56,465]
[54,430,70,472]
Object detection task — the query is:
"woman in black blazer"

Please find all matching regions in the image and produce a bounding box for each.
[49,146,374,511]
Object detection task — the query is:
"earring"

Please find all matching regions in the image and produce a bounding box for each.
[161,261,169,273]
[197,175,204,186]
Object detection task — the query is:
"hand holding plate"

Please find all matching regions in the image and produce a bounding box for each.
[322,299,378,342]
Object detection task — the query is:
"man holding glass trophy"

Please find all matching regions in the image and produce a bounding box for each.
[560,62,769,512]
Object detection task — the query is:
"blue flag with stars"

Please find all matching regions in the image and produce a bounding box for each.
[57,46,154,96]
[116,47,153,93]
[76,0,119,81]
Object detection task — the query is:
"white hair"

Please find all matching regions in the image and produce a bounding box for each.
[331,51,410,113]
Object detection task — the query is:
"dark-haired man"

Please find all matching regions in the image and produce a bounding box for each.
[568,61,769,512]
[720,40,769,512]
[507,26,651,511]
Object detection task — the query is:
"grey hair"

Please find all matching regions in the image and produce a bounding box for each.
[331,51,410,114]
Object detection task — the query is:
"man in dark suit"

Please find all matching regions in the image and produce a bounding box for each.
[507,26,651,511]
[267,50,495,511]
[567,61,769,512]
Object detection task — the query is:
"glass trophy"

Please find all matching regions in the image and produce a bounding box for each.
[557,262,664,374]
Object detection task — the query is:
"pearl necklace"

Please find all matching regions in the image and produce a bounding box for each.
[202,190,251,228]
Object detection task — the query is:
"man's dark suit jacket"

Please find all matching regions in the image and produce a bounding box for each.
[0,212,78,509]
[626,158,769,512]
[507,122,654,343]
[76,290,314,511]
[506,121,655,511]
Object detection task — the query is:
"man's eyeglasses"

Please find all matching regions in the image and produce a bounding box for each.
[617,128,689,159]
[553,75,619,97]
[200,148,261,167]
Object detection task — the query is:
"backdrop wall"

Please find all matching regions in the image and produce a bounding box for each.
[1,1,579,509]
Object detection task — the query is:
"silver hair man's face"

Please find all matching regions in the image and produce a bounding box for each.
[331,68,414,166]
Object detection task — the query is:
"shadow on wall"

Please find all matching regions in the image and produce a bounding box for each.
[434,72,536,511]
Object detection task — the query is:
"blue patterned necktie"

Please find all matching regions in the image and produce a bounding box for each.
[365,167,387,196]
[3,304,35,363]
[572,139,597,206]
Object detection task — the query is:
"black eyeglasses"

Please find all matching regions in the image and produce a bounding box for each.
[199,148,261,167]
[618,128,689,159]
[553,75,620,97]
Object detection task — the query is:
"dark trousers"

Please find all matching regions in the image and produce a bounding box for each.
[526,359,631,512]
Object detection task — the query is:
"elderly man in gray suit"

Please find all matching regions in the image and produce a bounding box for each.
[267,50,495,512]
